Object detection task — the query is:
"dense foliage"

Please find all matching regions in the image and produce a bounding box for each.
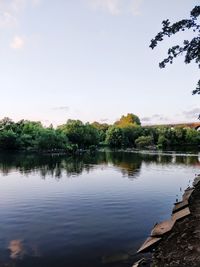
[0,114,199,151]
[115,113,141,127]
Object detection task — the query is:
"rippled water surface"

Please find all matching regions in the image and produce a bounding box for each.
[0,151,199,267]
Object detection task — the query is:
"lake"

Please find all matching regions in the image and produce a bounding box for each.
[0,150,199,267]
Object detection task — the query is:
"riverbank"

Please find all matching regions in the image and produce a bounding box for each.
[135,175,200,267]
[152,177,200,267]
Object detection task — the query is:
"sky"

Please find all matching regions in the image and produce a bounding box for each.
[0,0,199,126]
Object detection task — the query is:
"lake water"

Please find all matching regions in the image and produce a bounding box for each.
[0,151,199,267]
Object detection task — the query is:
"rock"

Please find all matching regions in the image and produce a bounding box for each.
[181,233,187,238]
[172,207,190,222]
[137,237,161,253]
[132,258,145,267]
[151,220,175,237]
[173,200,189,214]
[193,177,200,186]
[182,188,194,201]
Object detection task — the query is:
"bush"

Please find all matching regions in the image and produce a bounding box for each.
[135,136,153,148]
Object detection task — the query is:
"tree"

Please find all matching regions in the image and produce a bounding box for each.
[135,136,154,148]
[91,122,109,142]
[0,130,20,150]
[106,126,124,148]
[36,129,68,150]
[58,120,99,148]
[122,126,143,147]
[150,5,200,95]
[0,117,15,131]
[82,123,100,147]
[58,120,85,147]
[115,113,141,127]
[157,135,169,149]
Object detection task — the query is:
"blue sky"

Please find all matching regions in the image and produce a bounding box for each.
[0,0,199,126]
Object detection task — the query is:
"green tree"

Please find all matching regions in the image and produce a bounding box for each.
[185,128,200,144]
[115,113,141,127]
[157,135,169,149]
[0,130,20,150]
[150,5,200,95]
[122,126,143,147]
[106,126,124,148]
[91,122,109,142]
[36,129,68,150]
[58,120,85,147]
[0,117,15,131]
[135,136,154,148]
[82,123,100,148]
[58,120,99,148]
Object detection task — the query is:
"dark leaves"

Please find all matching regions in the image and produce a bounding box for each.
[192,80,200,95]
[191,6,200,18]
[150,5,200,95]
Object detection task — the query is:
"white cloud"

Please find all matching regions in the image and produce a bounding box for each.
[141,117,151,122]
[0,11,17,28]
[0,0,40,28]
[141,114,171,125]
[182,108,200,120]
[130,0,143,16]
[89,0,143,15]
[52,106,70,112]
[90,0,121,15]
[100,118,109,122]
[31,0,41,7]
[10,35,25,49]
[0,0,24,28]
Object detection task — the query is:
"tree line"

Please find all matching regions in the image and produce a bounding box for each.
[0,114,199,151]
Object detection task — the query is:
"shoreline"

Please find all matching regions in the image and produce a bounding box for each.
[134,174,200,267]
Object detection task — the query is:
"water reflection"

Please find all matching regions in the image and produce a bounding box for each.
[0,151,200,267]
[0,151,199,179]
[8,240,25,260]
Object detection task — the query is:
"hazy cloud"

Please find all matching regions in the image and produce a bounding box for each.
[141,114,170,124]
[152,114,160,118]
[89,0,121,15]
[31,0,41,7]
[100,118,108,122]
[52,106,69,112]
[182,108,200,119]
[10,35,25,49]
[0,11,17,28]
[141,117,151,122]
[130,0,143,16]
[0,0,40,28]
[89,0,143,15]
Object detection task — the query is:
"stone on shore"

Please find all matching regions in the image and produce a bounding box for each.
[132,258,145,267]
[151,220,175,237]
[172,207,190,221]
[137,237,161,253]
[172,200,189,214]
[193,176,200,187]
[182,188,194,201]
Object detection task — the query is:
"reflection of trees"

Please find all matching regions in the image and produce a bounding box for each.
[139,153,200,166]
[0,151,199,180]
[0,153,107,179]
[105,152,142,179]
